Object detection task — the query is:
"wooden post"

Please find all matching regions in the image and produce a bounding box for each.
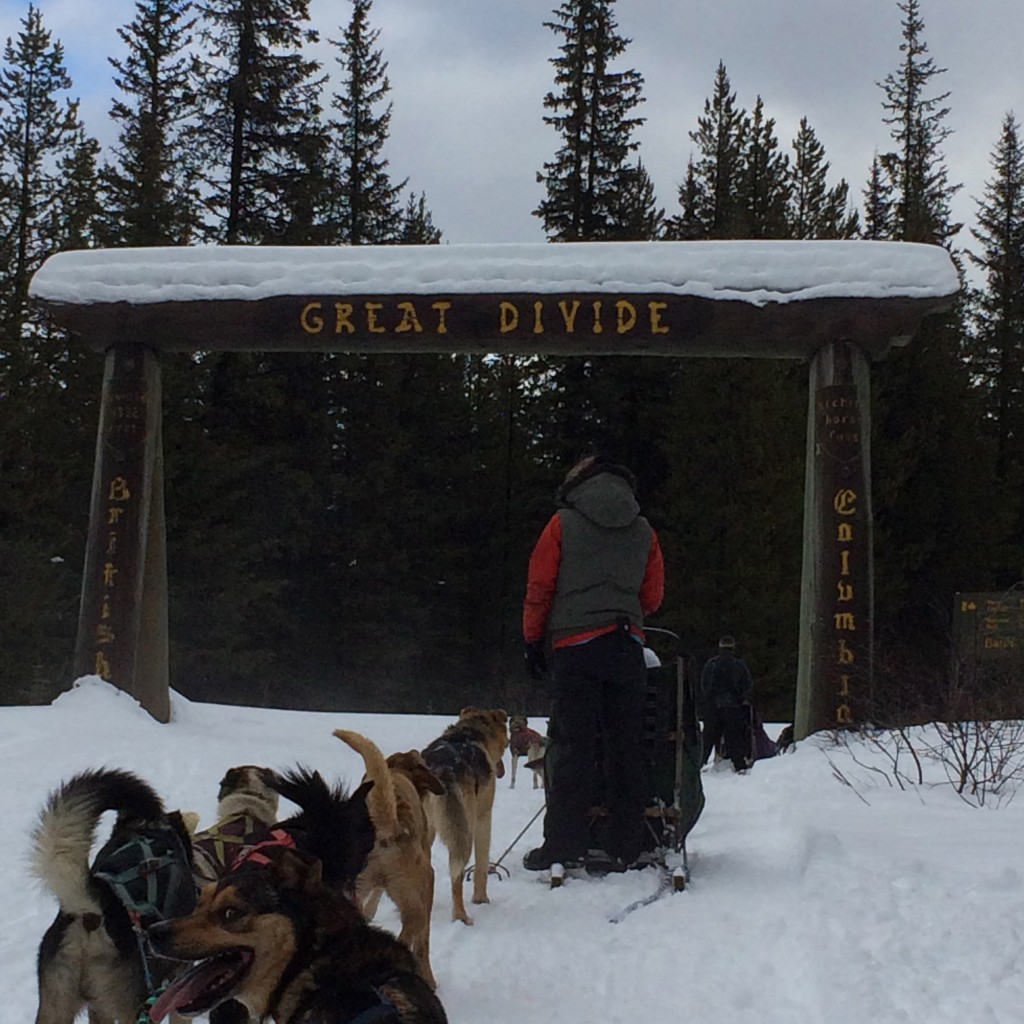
[795,341,874,738]
[74,345,169,721]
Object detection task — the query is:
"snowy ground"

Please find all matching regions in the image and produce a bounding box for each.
[5,678,1022,1024]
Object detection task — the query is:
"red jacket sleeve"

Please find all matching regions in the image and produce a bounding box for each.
[523,514,562,643]
[640,528,665,618]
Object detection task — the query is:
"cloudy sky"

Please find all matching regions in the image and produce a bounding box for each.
[3,0,1023,262]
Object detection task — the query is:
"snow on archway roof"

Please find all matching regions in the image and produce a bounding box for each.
[31,240,958,307]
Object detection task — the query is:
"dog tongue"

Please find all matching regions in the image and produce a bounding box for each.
[148,960,225,1022]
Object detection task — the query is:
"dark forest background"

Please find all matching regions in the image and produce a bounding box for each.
[2,0,1022,721]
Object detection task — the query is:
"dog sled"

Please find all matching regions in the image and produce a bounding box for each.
[544,626,705,894]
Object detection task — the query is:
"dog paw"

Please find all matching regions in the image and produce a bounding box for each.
[471,894,490,906]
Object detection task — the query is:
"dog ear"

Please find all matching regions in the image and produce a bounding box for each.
[273,848,322,893]
[410,761,446,796]
[178,810,201,836]
[218,767,241,801]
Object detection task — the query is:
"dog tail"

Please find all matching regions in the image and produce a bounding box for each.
[427,777,472,868]
[31,767,166,915]
[333,729,401,842]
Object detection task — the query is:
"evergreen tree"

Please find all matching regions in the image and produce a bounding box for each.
[608,159,664,240]
[50,128,103,250]
[399,191,442,243]
[868,0,997,685]
[101,0,200,247]
[194,0,326,243]
[663,157,704,240]
[876,0,961,245]
[740,95,790,238]
[534,0,646,241]
[0,4,83,347]
[968,113,1024,498]
[0,6,101,702]
[862,154,894,239]
[676,61,748,239]
[789,117,858,239]
[325,0,405,244]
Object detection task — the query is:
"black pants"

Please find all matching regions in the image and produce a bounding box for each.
[542,631,648,864]
[701,705,751,772]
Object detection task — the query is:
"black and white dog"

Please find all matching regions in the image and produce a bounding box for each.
[32,768,195,1024]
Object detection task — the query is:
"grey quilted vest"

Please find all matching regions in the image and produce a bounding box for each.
[547,471,653,642]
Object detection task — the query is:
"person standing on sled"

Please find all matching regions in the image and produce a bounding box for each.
[521,454,664,873]
[700,635,754,773]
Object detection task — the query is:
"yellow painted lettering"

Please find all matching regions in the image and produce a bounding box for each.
[533,301,544,335]
[837,639,855,664]
[300,301,324,334]
[432,302,451,334]
[499,302,519,333]
[394,302,423,334]
[332,303,354,334]
[559,300,580,332]
[837,581,854,602]
[649,301,669,334]
[833,488,858,515]
[108,477,131,502]
[616,300,638,334]
[836,704,853,725]
[837,522,853,542]
[834,612,856,631]
[592,300,603,334]
[840,550,850,576]
[365,303,386,334]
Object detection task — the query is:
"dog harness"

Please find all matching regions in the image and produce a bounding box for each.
[92,824,196,929]
[509,725,545,757]
[299,985,400,1024]
[232,827,297,868]
[346,988,401,1024]
[91,822,197,1000]
[423,735,492,785]
[192,813,269,879]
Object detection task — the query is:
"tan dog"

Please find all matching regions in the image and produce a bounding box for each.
[333,729,444,990]
[507,715,546,789]
[420,707,508,925]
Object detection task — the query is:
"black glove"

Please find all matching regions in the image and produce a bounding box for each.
[525,640,547,680]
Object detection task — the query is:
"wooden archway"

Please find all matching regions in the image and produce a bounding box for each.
[30,240,959,736]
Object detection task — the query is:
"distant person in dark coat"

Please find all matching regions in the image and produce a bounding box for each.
[700,635,754,773]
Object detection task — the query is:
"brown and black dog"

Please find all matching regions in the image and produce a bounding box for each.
[420,707,509,925]
[507,715,546,790]
[147,846,448,1024]
[333,729,445,990]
